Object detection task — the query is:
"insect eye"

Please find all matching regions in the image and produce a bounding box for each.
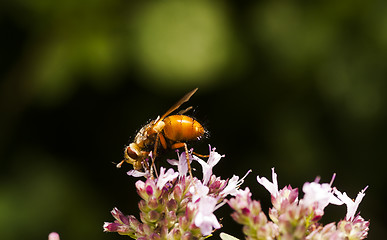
[126,146,138,159]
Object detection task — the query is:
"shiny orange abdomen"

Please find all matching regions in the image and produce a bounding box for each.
[163,115,205,141]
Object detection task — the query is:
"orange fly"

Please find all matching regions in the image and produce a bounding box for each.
[118,88,206,177]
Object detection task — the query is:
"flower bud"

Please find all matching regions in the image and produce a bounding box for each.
[103,222,120,232]
[179,216,190,231]
[241,207,250,216]
[138,200,148,213]
[173,185,183,202]
[170,228,181,240]
[128,215,140,231]
[142,223,153,236]
[159,225,168,239]
[185,202,196,221]
[167,199,178,212]
[149,233,160,240]
[182,232,193,240]
[111,207,129,225]
[148,196,159,210]
[148,210,161,222]
[166,210,177,228]
[146,185,154,196]
[136,180,148,200]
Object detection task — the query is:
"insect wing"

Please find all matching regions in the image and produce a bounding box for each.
[177,106,193,115]
[157,88,198,122]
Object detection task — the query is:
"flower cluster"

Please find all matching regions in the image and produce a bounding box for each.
[104,145,370,239]
[104,146,250,239]
[226,168,369,240]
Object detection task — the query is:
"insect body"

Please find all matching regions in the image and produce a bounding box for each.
[118,88,205,177]
[163,115,204,142]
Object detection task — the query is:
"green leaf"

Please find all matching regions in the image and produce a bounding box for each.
[219,232,240,240]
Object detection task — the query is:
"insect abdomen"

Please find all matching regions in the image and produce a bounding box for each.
[163,115,204,141]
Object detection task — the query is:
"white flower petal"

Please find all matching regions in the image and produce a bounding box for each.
[257,168,278,197]
[127,170,148,177]
[194,196,221,236]
[334,186,368,221]
[167,159,179,166]
[221,170,251,197]
[156,167,178,189]
[193,146,224,185]
[190,179,209,203]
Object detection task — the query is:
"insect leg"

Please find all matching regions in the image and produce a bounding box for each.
[152,134,161,178]
[149,133,169,179]
[158,133,168,150]
[192,152,209,158]
[183,143,193,178]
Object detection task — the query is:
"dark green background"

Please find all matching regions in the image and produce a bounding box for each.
[1,1,385,239]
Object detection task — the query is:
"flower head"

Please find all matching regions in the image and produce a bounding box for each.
[337,215,370,239]
[105,146,245,239]
[107,145,371,240]
[229,169,370,240]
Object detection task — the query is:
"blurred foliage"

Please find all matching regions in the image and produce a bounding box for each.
[1,0,387,239]
[132,1,237,88]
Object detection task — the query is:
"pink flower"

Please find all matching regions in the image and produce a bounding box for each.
[194,196,221,236]
[127,169,149,178]
[257,168,299,211]
[167,150,193,176]
[190,178,209,203]
[194,146,224,185]
[301,174,343,215]
[156,167,179,190]
[272,185,299,211]
[220,170,251,197]
[228,187,252,211]
[48,232,60,240]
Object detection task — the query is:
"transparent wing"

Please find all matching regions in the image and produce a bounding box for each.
[157,88,198,122]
